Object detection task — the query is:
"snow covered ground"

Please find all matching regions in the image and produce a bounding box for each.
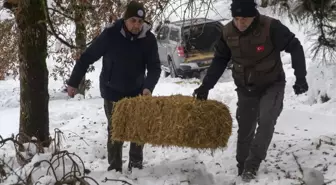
[1,0,336,184]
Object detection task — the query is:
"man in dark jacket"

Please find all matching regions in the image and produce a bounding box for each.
[66,1,161,173]
[193,0,308,182]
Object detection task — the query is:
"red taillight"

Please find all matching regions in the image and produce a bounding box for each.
[177,46,184,57]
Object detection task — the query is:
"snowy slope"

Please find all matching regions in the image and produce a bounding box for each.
[1,0,336,184]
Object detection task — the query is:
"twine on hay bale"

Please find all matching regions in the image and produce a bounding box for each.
[110,95,233,150]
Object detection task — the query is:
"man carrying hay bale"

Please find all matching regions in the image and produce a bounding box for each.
[66,1,161,173]
[193,0,308,182]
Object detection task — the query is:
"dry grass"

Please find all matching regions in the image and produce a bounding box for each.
[110,95,233,150]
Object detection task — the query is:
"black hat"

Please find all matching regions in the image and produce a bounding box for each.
[230,0,257,17]
[123,1,146,20]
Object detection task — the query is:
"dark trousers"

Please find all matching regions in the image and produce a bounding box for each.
[104,99,143,170]
[236,81,285,171]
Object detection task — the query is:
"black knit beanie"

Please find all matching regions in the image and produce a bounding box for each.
[123,1,146,20]
[230,0,257,17]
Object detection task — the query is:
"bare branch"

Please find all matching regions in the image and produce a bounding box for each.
[48,7,73,20]
[0,129,104,185]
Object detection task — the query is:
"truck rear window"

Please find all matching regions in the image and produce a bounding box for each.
[169,28,180,42]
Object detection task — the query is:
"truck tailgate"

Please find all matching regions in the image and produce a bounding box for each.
[184,52,214,66]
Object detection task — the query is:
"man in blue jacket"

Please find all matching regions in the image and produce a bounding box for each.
[66,1,161,173]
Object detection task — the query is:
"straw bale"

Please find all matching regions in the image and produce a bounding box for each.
[110,95,232,149]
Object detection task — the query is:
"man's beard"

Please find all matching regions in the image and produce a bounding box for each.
[130,28,141,34]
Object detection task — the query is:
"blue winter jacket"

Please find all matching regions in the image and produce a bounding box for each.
[67,19,161,101]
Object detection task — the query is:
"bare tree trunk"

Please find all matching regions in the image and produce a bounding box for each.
[15,0,50,147]
[73,0,87,96]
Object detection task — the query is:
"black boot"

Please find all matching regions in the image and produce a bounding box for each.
[238,167,244,176]
[107,165,122,173]
[127,160,143,172]
[241,167,258,182]
[106,140,124,172]
[127,142,144,172]
[104,100,124,173]
[237,163,244,176]
[242,154,260,182]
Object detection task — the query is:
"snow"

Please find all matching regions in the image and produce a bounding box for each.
[0,8,13,21]
[1,0,336,185]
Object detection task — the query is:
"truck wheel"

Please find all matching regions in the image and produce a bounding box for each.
[163,71,170,77]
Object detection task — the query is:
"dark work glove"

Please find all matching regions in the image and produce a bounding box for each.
[293,78,308,95]
[193,85,209,100]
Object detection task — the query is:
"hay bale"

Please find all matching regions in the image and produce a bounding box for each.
[110,95,232,149]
